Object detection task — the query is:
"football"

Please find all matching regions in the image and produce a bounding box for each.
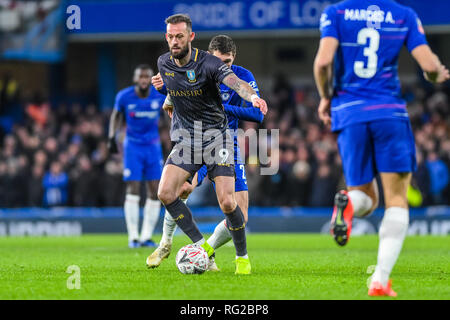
[175,244,209,274]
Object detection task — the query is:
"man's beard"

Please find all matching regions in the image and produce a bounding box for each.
[171,45,189,60]
[138,85,149,95]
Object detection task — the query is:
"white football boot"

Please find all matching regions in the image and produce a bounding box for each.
[207,253,220,272]
[146,242,172,268]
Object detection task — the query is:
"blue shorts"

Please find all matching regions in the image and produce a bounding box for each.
[123,140,163,181]
[196,163,248,192]
[337,119,416,187]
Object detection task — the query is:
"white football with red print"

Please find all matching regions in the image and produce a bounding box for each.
[175,244,209,274]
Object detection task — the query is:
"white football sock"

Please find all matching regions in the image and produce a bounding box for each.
[207,219,232,250]
[160,198,187,245]
[140,199,161,242]
[371,207,409,287]
[124,194,140,242]
[348,190,373,217]
[194,238,206,246]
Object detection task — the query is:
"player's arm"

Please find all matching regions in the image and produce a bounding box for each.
[221,73,268,115]
[223,103,264,123]
[411,45,450,83]
[107,108,123,154]
[313,37,339,127]
[162,94,174,119]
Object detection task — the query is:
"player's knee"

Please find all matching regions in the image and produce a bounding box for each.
[218,196,236,214]
[126,182,140,195]
[157,186,176,205]
[147,190,158,201]
[385,195,408,209]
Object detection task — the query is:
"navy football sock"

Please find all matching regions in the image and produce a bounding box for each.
[225,205,247,257]
[164,198,203,243]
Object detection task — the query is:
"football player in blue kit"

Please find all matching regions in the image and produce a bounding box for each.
[147,34,264,272]
[314,0,449,296]
[108,65,166,248]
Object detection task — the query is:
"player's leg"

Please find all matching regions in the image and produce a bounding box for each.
[332,122,378,246]
[147,170,198,268]
[124,181,141,248]
[158,163,206,243]
[214,174,250,274]
[139,180,160,247]
[207,163,249,252]
[368,119,415,296]
[158,174,197,246]
[369,172,410,297]
[122,142,143,248]
[206,190,248,272]
[140,147,164,247]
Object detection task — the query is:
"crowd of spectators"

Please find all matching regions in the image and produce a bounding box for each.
[0,73,448,208]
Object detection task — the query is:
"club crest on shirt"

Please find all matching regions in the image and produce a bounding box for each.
[186,70,196,83]
[221,92,230,101]
[151,100,159,109]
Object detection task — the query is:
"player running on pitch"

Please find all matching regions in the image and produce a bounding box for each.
[147,35,264,271]
[108,65,166,248]
[150,14,267,275]
[314,0,449,296]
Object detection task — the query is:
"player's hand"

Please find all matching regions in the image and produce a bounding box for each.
[107,137,118,155]
[251,96,268,115]
[318,98,332,127]
[152,73,164,90]
[163,104,173,119]
[424,64,450,83]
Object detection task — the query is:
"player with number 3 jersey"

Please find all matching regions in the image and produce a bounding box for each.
[314,0,449,297]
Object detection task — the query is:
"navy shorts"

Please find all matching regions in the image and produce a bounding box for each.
[165,142,235,181]
[195,162,248,192]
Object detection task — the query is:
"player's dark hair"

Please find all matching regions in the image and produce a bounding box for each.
[208,35,236,56]
[165,14,192,32]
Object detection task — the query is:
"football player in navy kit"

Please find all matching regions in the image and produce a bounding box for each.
[148,14,267,274]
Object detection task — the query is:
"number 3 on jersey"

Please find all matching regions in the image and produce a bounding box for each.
[354,28,380,79]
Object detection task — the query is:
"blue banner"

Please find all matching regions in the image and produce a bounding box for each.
[1,206,449,236]
[65,0,450,35]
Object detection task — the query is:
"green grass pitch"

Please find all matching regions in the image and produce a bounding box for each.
[0,233,449,300]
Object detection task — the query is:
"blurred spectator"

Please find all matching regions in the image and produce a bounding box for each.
[101,160,125,206]
[308,163,338,207]
[0,73,20,116]
[426,152,449,205]
[0,78,447,208]
[70,155,98,206]
[28,165,44,206]
[42,161,69,207]
[25,93,50,128]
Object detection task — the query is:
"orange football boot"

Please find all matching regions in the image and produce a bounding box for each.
[368,280,398,297]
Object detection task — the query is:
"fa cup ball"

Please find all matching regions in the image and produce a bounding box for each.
[175,244,209,274]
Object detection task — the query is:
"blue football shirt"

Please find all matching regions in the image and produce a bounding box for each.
[319,0,428,131]
[221,64,262,163]
[114,86,165,144]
